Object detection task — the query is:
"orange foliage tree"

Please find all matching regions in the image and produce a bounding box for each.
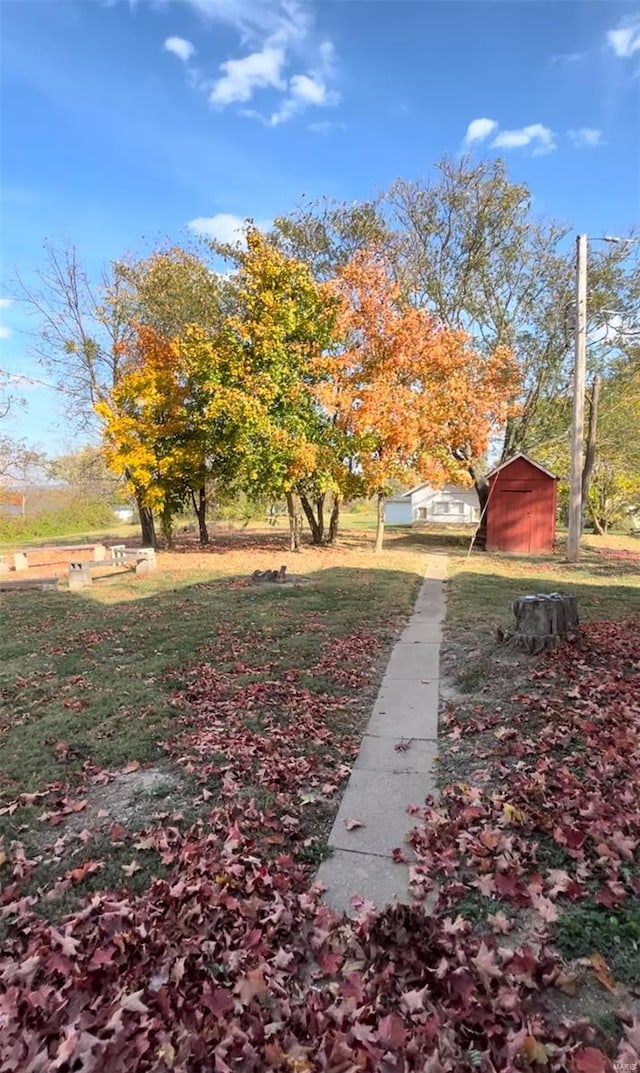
[324,252,519,551]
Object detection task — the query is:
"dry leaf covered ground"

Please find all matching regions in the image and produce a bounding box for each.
[0,526,639,1071]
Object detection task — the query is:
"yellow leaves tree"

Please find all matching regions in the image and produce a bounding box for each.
[97,229,343,549]
[215,227,344,547]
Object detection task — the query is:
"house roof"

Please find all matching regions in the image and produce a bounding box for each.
[386,481,475,502]
[386,482,428,502]
[486,453,559,481]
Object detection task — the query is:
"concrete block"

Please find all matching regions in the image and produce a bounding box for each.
[68,562,92,591]
[397,622,443,644]
[328,769,433,857]
[384,642,441,681]
[354,734,438,774]
[138,548,157,572]
[93,544,107,562]
[13,552,28,572]
[135,558,151,577]
[316,850,411,915]
[368,680,440,739]
[0,577,59,592]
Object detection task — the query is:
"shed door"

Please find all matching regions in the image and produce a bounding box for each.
[501,490,532,552]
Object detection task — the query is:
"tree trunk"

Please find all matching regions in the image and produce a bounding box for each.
[505,593,579,654]
[470,466,489,550]
[581,374,601,533]
[299,492,324,545]
[161,505,174,548]
[316,496,325,538]
[136,495,157,549]
[286,492,300,552]
[327,496,341,544]
[374,492,385,553]
[191,486,209,546]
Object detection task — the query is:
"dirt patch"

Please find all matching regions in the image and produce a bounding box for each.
[84,766,180,828]
[23,766,182,856]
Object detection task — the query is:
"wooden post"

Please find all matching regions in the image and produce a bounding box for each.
[568,234,587,563]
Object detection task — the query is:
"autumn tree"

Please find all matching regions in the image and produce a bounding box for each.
[327,252,518,551]
[211,226,344,548]
[96,322,265,546]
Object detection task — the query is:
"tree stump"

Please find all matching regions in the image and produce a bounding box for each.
[507,592,578,654]
[251,565,287,584]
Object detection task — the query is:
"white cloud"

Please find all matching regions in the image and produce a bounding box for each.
[187,212,271,243]
[0,326,12,340]
[210,43,286,105]
[290,73,327,105]
[266,71,338,125]
[492,123,556,155]
[308,119,346,134]
[0,298,13,309]
[464,117,498,145]
[164,36,195,63]
[178,0,311,44]
[319,39,337,75]
[607,16,640,58]
[159,0,340,126]
[568,127,604,148]
[551,51,587,64]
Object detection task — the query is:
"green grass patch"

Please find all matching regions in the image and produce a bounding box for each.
[554,900,640,986]
[451,891,519,931]
[447,543,640,635]
[0,530,429,912]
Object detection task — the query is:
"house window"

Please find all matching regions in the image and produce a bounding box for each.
[434,501,450,514]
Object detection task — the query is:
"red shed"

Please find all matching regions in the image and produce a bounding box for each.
[485,454,558,554]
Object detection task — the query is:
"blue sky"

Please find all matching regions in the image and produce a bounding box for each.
[1,0,639,452]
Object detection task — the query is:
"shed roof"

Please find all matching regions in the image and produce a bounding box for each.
[486,453,558,481]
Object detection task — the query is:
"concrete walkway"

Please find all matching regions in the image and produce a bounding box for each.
[317,553,447,914]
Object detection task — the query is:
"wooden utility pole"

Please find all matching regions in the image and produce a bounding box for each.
[567,234,587,563]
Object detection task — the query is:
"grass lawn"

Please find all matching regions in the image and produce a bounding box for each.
[0,527,427,917]
[447,533,640,634]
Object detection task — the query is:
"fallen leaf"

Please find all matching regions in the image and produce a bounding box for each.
[119,990,149,1014]
[503,803,525,824]
[236,967,269,1005]
[588,953,617,993]
[555,970,578,996]
[521,1035,549,1066]
[571,1047,608,1073]
[378,1011,406,1050]
[345,818,365,831]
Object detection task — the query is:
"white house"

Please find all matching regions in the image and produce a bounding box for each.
[385,483,480,526]
[114,507,134,523]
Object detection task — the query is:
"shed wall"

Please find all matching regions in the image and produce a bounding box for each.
[486,459,557,553]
